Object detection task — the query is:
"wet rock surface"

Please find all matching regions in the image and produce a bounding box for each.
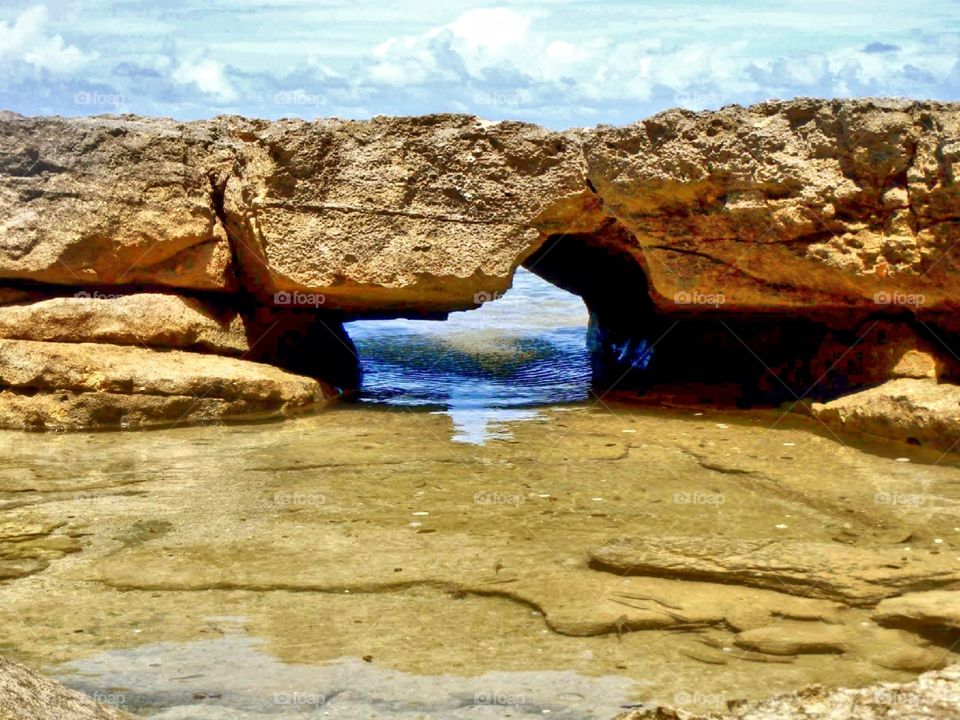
[0,517,80,581]
[812,378,960,451]
[615,665,960,719]
[0,405,958,717]
[873,590,960,630]
[733,623,849,656]
[588,536,960,605]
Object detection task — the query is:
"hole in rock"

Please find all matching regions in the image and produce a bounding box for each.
[344,268,592,444]
[523,221,659,393]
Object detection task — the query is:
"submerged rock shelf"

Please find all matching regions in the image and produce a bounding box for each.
[1,406,960,717]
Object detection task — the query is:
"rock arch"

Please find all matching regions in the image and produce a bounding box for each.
[0,99,959,428]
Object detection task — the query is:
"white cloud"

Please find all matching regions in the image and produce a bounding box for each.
[0,5,95,73]
[173,56,237,101]
[361,9,749,106]
[367,8,586,87]
[357,6,960,121]
[369,35,443,85]
[745,40,960,99]
[0,1,957,127]
[446,7,530,52]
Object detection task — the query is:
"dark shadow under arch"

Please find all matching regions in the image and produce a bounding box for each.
[520,219,896,405]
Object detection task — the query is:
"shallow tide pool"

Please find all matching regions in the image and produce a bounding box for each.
[2,271,960,719]
[1,403,959,718]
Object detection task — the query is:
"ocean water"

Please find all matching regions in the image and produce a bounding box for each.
[345,268,592,443]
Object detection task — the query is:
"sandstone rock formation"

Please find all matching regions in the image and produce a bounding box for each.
[581,99,960,313]
[216,99,960,317]
[0,518,80,581]
[616,665,960,719]
[733,623,849,656]
[220,114,587,313]
[812,378,960,451]
[4,99,958,315]
[873,590,960,631]
[808,321,953,387]
[0,339,332,430]
[0,293,247,355]
[0,99,958,432]
[589,536,960,605]
[0,113,233,291]
[0,656,130,720]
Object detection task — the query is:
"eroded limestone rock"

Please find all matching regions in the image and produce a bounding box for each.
[809,321,954,386]
[3,99,958,317]
[0,293,248,355]
[219,114,587,313]
[0,339,332,430]
[0,112,233,291]
[616,665,960,719]
[589,536,960,605]
[873,590,960,631]
[734,623,849,656]
[812,378,960,449]
[0,656,131,720]
[0,517,81,580]
[1,100,959,432]
[583,98,960,313]
[870,644,949,672]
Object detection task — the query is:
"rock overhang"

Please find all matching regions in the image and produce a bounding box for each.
[0,98,959,430]
[2,98,958,321]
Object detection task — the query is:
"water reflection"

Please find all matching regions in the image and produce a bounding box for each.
[60,634,637,719]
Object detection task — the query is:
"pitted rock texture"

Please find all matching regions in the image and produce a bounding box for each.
[616,665,960,720]
[0,656,131,720]
[0,99,959,432]
[0,113,234,291]
[582,99,960,312]
[217,98,960,315]
[2,99,957,316]
[220,115,587,312]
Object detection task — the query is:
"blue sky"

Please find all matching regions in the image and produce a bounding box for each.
[1,0,958,127]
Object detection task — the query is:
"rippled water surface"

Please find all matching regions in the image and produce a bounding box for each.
[346,268,592,443]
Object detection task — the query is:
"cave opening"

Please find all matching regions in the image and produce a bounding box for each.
[522,219,660,393]
[344,268,593,443]
[521,219,928,408]
[339,215,930,438]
